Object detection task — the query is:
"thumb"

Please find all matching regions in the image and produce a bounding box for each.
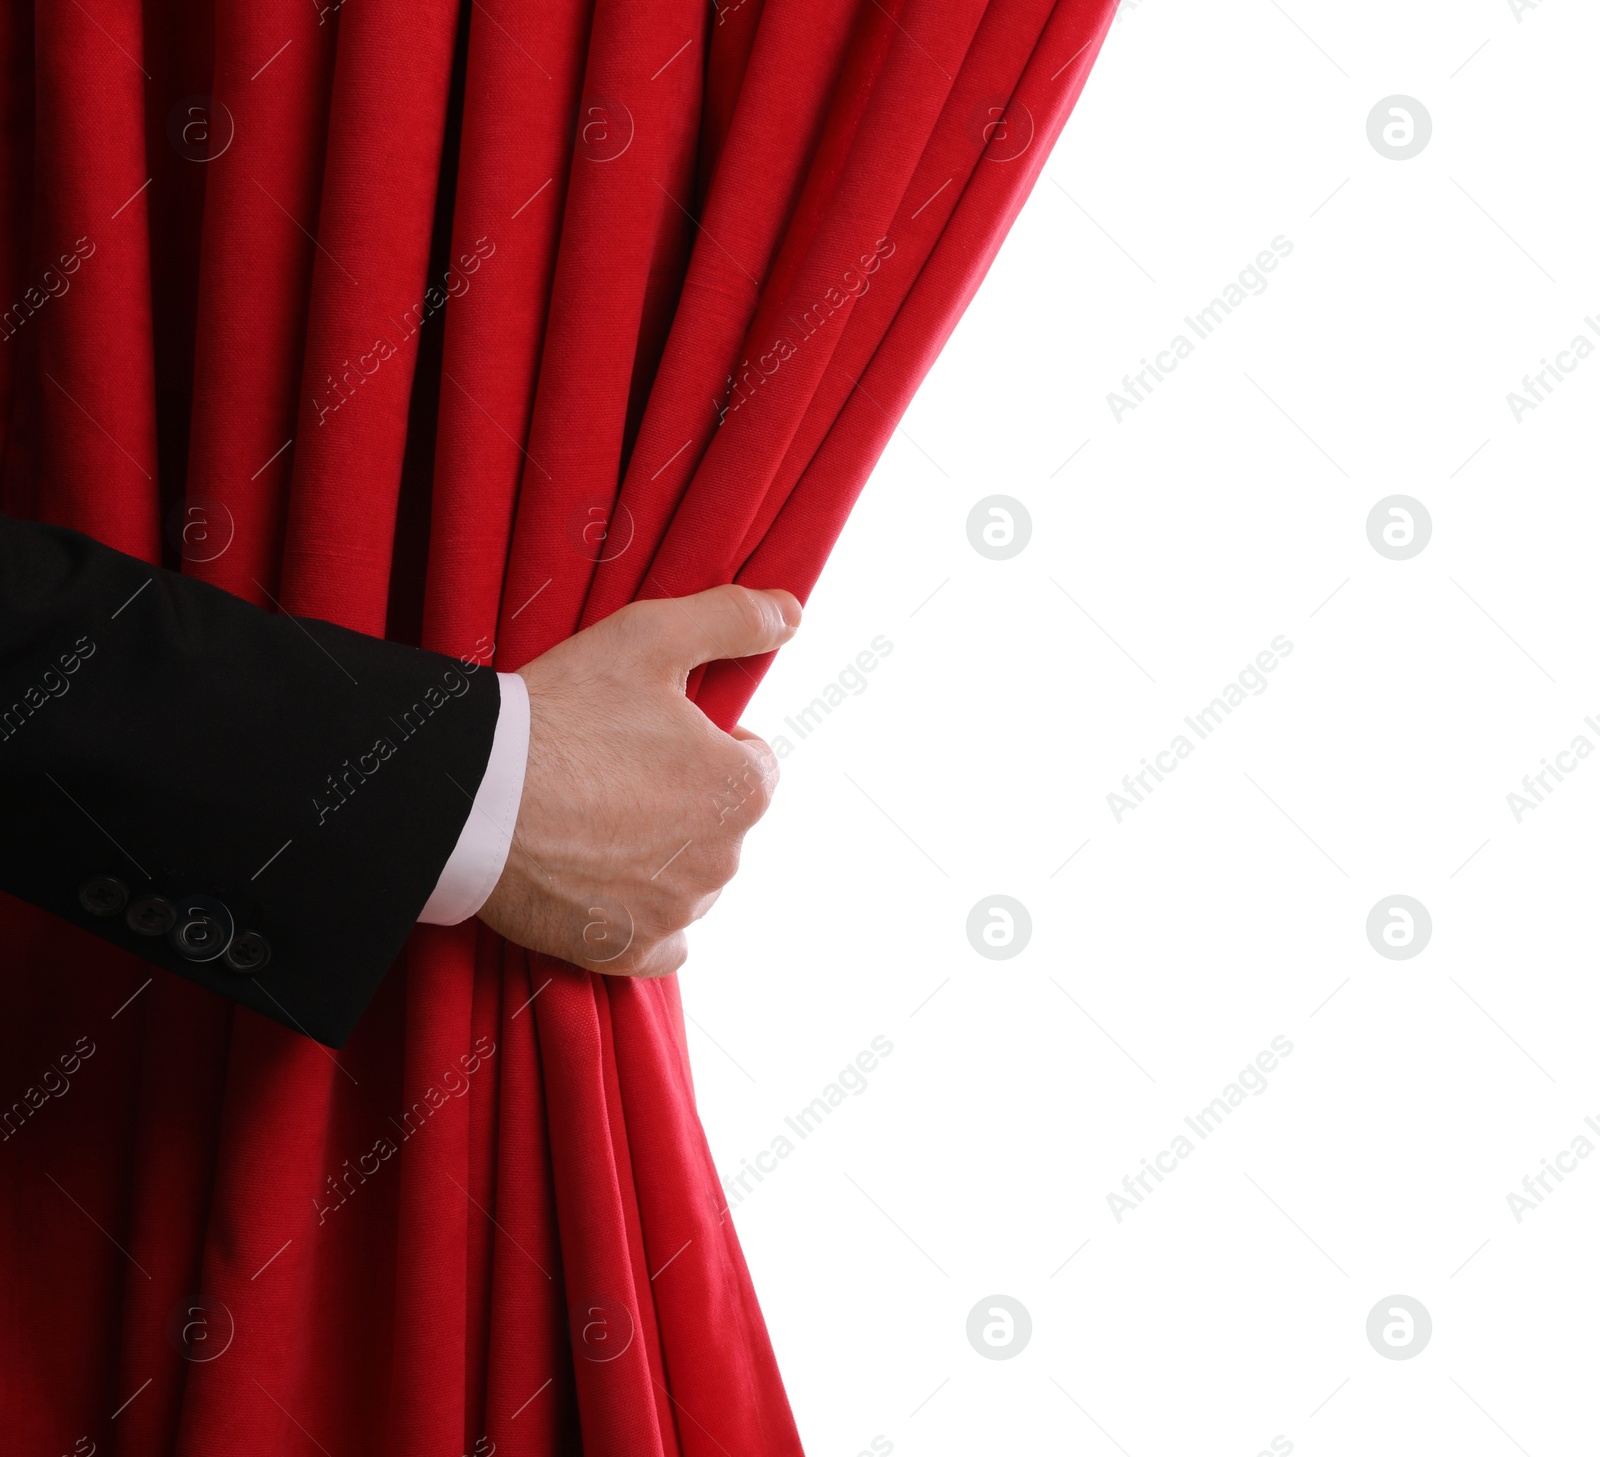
[645,584,801,676]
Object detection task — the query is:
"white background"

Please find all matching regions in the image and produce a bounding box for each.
[685,1,1600,1454]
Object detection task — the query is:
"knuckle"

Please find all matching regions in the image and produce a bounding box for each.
[659,895,697,935]
[606,930,658,978]
[746,748,778,804]
[668,854,718,904]
[704,839,741,887]
[614,601,652,639]
[619,597,661,625]
[630,932,686,980]
[723,585,768,644]
[708,747,771,825]
[614,598,665,647]
[659,933,688,976]
[634,890,683,939]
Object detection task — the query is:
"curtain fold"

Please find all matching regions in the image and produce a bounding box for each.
[0,0,1116,1451]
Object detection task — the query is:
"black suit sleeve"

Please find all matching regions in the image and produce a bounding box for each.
[0,512,501,1047]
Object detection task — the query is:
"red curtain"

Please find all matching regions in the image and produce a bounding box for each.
[0,0,1114,1451]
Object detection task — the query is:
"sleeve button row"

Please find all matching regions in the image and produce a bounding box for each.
[76,877,272,977]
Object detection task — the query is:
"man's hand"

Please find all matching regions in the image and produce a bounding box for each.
[477,585,801,977]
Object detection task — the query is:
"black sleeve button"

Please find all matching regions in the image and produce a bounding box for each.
[78,876,129,917]
[168,895,233,963]
[126,895,177,937]
[222,931,271,975]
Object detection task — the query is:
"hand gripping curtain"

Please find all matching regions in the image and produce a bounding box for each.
[0,0,1116,1451]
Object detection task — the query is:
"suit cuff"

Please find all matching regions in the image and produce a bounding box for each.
[417,671,529,925]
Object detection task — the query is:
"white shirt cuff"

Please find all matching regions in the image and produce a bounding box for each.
[417,671,529,925]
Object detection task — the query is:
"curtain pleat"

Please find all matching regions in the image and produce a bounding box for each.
[27,0,160,555]
[187,0,339,607]
[0,1,1117,1452]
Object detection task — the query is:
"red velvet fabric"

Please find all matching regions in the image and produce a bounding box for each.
[0,1,1114,1451]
